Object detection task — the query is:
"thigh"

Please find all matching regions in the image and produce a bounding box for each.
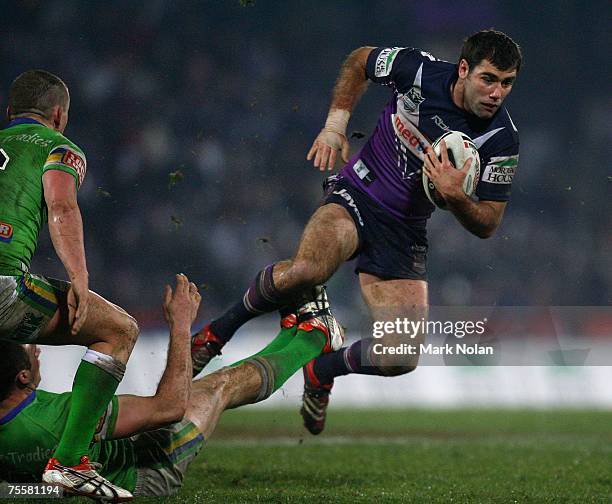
[295,202,359,266]
[360,273,428,367]
[38,287,134,347]
[131,419,204,497]
[275,203,359,290]
[360,273,428,313]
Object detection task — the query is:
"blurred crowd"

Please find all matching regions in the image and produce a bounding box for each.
[2,1,609,328]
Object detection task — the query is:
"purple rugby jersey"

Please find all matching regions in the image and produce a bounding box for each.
[339,47,520,224]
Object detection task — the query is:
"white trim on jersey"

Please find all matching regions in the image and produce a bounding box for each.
[473,127,505,149]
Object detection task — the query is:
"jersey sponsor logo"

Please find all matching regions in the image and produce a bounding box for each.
[400,86,425,113]
[45,145,87,187]
[0,221,13,242]
[2,132,53,147]
[63,150,86,185]
[375,47,403,77]
[481,155,518,184]
[392,114,428,158]
[0,445,53,465]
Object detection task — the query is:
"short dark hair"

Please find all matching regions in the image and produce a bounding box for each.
[0,342,31,401]
[8,69,69,119]
[460,29,522,73]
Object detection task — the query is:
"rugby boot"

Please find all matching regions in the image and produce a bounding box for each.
[192,310,298,377]
[295,285,344,353]
[279,307,298,330]
[191,324,224,377]
[43,455,133,502]
[300,359,334,435]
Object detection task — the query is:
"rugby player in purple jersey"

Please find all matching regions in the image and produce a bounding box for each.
[192,30,522,434]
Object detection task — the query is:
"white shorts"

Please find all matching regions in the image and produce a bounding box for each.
[0,273,68,343]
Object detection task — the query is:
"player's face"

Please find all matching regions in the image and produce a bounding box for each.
[460,59,517,119]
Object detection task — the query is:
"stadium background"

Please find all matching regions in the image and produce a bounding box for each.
[3,0,609,315]
[2,2,610,404]
[0,0,612,405]
[2,2,611,501]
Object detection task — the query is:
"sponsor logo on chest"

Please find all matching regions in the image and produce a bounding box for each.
[391,113,429,159]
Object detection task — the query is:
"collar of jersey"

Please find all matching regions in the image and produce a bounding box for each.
[5,117,44,128]
[0,390,36,425]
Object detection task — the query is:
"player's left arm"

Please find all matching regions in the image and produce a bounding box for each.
[423,142,508,238]
[110,275,201,438]
[42,144,89,334]
[42,170,90,333]
[445,197,506,239]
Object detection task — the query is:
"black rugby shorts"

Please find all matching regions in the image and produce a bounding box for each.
[321,175,428,281]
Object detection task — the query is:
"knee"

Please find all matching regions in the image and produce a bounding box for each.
[114,313,139,351]
[167,403,187,424]
[123,315,140,347]
[368,337,419,375]
[288,259,330,288]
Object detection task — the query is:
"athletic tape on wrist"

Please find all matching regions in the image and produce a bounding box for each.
[324,109,350,135]
[82,349,126,382]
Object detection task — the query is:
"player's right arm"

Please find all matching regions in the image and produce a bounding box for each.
[307,46,374,171]
[111,275,201,438]
[42,170,89,335]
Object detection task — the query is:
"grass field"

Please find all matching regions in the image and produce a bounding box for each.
[159,408,611,503]
[20,408,612,503]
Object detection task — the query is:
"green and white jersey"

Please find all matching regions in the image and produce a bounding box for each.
[0,390,137,492]
[0,389,205,496]
[0,118,87,275]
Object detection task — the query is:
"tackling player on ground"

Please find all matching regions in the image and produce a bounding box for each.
[0,274,344,498]
[0,70,140,498]
[190,30,522,434]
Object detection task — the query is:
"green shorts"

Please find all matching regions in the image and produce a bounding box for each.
[0,273,68,343]
[132,419,205,497]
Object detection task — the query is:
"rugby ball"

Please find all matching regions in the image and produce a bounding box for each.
[422,130,480,209]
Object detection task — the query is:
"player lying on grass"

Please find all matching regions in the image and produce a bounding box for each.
[0,274,343,499]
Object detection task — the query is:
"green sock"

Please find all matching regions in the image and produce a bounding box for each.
[53,360,121,466]
[230,325,297,368]
[257,328,326,393]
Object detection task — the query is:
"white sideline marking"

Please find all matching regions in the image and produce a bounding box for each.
[208,435,608,449]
